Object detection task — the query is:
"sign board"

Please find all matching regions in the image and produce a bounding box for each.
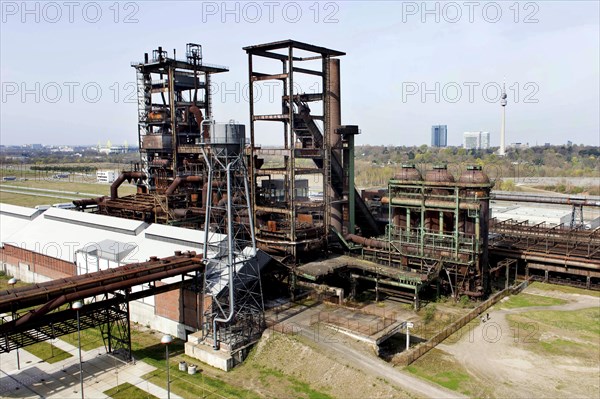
[406,322,414,328]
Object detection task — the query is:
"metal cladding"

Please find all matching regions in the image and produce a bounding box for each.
[393,164,423,181]
[209,123,245,156]
[458,165,490,184]
[425,164,455,183]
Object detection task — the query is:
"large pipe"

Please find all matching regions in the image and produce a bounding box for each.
[386,197,482,211]
[345,234,390,250]
[328,58,342,233]
[164,175,203,196]
[110,171,147,199]
[490,248,600,269]
[492,192,600,207]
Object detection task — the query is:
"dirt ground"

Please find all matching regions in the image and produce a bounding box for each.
[436,285,600,398]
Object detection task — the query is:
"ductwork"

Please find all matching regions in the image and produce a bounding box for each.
[110,171,147,199]
[165,175,203,196]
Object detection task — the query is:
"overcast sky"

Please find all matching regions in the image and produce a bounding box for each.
[1,1,598,147]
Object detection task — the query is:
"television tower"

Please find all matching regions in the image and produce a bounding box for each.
[499,81,507,156]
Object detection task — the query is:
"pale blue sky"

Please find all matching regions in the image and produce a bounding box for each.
[1,1,598,146]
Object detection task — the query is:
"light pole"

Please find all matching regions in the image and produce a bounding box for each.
[406,322,414,351]
[161,334,173,399]
[8,278,20,370]
[72,301,84,399]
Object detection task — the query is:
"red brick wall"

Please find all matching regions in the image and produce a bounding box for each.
[0,245,75,279]
[154,281,181,321]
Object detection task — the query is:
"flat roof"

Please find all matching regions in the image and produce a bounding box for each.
[0,204,227,264]
[43,207,148,236]
[243,39,345,57]
[0,203,41,220]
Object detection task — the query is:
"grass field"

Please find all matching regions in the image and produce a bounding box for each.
[497,293,568,309]
[0,179,137,207]
[104,382,159,399]
[405,348,490,397]
[529,281,600,297]
[507,306,600,362]
[23,341,72,363]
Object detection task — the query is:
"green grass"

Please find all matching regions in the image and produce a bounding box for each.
[529,281,600,298]
[506,307,600,361]
[511,307,600,337]
[257,367,334,399]
[142,360,262,399]
[499,293,568,309]
[0,273,30,290]
[23,341,72,363]
[0,179,137,207]
[104,382,159,399]
[60,326,106,352]
[404,348,490,396]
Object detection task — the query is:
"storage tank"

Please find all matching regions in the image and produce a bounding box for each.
[391,164,423,230]
[424,165,455,232]
[459,165,491,287]
[210,122,246,156]
[458,165,490,235]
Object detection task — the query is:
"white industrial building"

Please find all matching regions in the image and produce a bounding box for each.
[96,170,118,184]
[491,205,572,226]
[0,203,226,339]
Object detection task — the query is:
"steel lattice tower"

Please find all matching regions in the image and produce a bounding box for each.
[200,121,265,351]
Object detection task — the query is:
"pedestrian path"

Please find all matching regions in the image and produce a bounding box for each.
[0,339,182,399]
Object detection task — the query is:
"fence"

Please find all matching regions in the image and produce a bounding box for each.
[310,310,397,336]
[394,280,529,366]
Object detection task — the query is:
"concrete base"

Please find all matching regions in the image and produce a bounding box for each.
[184,332,235,371]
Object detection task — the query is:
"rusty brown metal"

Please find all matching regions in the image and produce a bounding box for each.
[110,171,147,199]
[0,252,203,333]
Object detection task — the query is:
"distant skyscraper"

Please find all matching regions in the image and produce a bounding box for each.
[463,131,490,150]
[431,125,448,147]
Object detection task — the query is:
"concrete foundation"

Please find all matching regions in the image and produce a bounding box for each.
[184,331,235,371]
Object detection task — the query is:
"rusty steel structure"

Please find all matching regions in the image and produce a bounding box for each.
[64,39,600,317]
[489,218,600,289]
[0,252,203,357]
[243,40,379,262]
[343,165,494,299]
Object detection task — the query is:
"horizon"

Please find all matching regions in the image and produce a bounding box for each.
[1,2,599,147]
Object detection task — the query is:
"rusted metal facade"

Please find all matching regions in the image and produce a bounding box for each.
[346,165,493,298]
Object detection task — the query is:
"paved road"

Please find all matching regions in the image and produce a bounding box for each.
[280,304,466,399]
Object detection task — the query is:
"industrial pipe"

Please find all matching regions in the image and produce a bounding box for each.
[385,197,482,211]
[165,175,203,196]
[492,192,600,207]
[490,248,600,270]
[110,171,147,199]
[344,234,390,250]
